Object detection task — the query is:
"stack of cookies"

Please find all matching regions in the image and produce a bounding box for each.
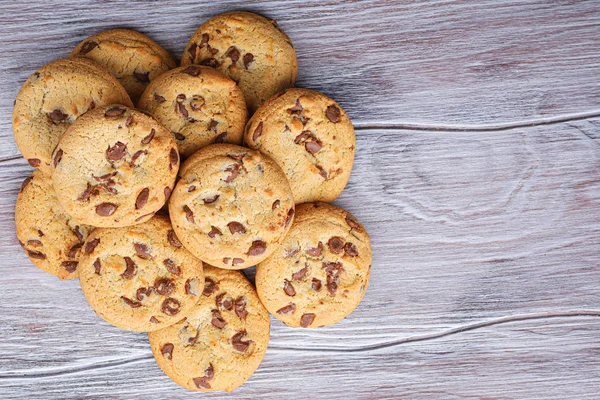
[13,11,372,392]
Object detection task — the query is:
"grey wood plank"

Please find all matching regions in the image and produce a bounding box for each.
[1,0,600,158]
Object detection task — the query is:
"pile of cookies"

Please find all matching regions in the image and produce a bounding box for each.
[13,11,372,392]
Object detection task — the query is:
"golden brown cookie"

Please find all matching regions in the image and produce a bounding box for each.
[12,57,133,175]
[71,29,176,103]
[148,266,270,392]
[51,104,179,228]
[137,65,247,158]
[256,202,371,328]
[181,11,297,113]
[244,88,355,204]
[15,170,93,280]
[169,144,294,269]
[78,215,204,332]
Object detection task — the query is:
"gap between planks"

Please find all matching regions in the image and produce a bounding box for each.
[1,310,599,381]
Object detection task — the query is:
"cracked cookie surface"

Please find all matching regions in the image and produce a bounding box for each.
[71,29,176,103]
[148,265,269,392]
[78,215,204,332]
[181,11,297,113]
[244,88,355,204]
[12,57,133,175]
[137,65,247,158]
[169,144,294,269]
[15,170,93,280]
[256,202,372,328]
[51,104,179,228]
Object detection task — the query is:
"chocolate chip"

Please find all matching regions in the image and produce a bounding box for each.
[211,309,227,329]
[227,222,246,235]
[216,293,233,310]
[200,33,209,47]
[286,247,301,257]
[20,176,33,192]
[288,98,303,114]
[312,278,322,291]
[93,258,101,274]
[306,242,323,257]
[96,202,118,216]
[182,65,201,76]
[327,275,338,297]
[247,240,267,256]
[163,258,181,276]
[185,278,198,296]
[300,313,316,328]
[164,186,172,201]
[67,243,82,258]
[232,258,245,266]
[73,228,85,244]
[37,230,44,237]
[305,139,322,154]
[186,185,196,192]
[252,122,263,142]
[27,239,42,247]
[317,166,328,179]
[345,215,360,229]
[134,243,151,259]
[161,298,181,316]
[285,208,295,228]
[153,93,166,103]
[292,266,309,280]
[225,46,240,64]
[204,194,219,204]
[223,258,231,265]
[203,278,218,296]
[200,58,220,68]
[80,41,98,54]
[53,149,63,167]
[176,93,186,103]
[277,303,296,315]
[235,297,248,320]
[243,53,254,69]
[190,95,205,111]
[224,163,240,182]
[150,316,159,324]
[188,43,197,61]
[92,172,117,182]
[132,188,149,210]
[326,105,341,123]
[167,230,182,248]
[208,226,222,238]
[28,250,46,260]
[344,242,359,256]
[177,102,189,118]
[323,261,343,277]
[205,363,214,379]
[121,296,142,308]
[60,261,78,272]
[27,158,41,168]
[131,149,147,164]
[125,114,134,127]
[121,257,136,279]
[183,205,194,223]
[154,278,175,296]
[208,119,218,132]
[230,331,252,352]
[294,131,311,144]
[141,128,155,145]
[49,109,68,124]
[272,199,280,210]
[105,106,126,118]
[160,343,174,360]
[85,238,100,254]
[328,237,345,254]
[106,141,127,161]
[193,363,214,389]
[283,279,296,296]
[169,148,178,170]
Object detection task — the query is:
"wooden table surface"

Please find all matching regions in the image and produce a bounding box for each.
[1,1,599,399]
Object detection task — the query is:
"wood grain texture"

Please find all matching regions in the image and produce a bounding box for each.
[1,1,600,399]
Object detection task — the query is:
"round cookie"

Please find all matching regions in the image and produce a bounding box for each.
[148,265,270,392]
[137,65,247,158]
[52,104,179,228]
[244,88,355,204]
[256,202,372,328]
[71,29,177,103]
[15,170,93,280]
[78,215,204,332]
[169,144,294,270]
[182,11,297,113]
[12,57,133,175]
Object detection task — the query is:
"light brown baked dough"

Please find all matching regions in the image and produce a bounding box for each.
[71,29,176,103]
[137,65,247,158]
[181,11,297,113]
[12,57,133,174]
[148,265,270,392]
[78,215,204,332]
[256,202,371,328]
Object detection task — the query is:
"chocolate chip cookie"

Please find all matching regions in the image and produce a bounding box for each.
[244,88,355,204]
[137,65,247,158]
[52,104,179,228]
[12,57,133,175]
[169,144,294,269]
[148,265,269,392]
[15,170,93,280]
[256,202,371,328]
[71,29,176,103]
[78,215,204,332]
[181,11,297,113]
